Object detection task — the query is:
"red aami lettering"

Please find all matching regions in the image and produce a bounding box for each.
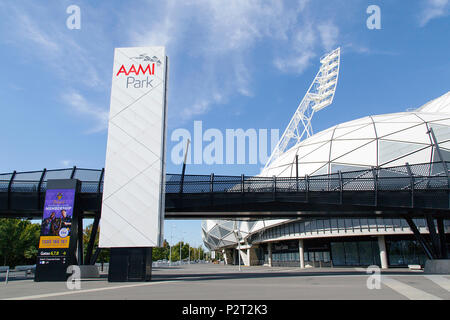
[116,64,155,76]
[116,65,127,76]
[128,65,137,75]
[137,64,154,76]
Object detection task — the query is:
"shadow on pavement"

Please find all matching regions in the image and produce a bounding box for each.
[150,269,422,283]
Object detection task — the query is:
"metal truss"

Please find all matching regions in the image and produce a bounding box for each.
[263,47,341,171]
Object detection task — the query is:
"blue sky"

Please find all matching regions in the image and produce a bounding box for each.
[0,0,449,248]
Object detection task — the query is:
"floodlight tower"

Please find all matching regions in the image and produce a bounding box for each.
[263,47,341,172]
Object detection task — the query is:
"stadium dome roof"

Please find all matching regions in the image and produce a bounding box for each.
[261,92,450,178]
[416,91,450,113]
[202,92,450,251]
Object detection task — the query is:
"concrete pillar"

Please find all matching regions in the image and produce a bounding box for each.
[268,243,273,267]
[378,236,388,269]
[245,248,251,267]
[246,246,259,266]
[222,249,228,265]
[299,239,305,269]
[237,246,248,266]
[223,249,233,265]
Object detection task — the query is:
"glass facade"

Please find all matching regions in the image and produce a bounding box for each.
[304,251,331,267]
[270,241,301,267]
[272,251,300,263]
[386,238,427,266]
[257,236,448,268]
[330,240,380,267]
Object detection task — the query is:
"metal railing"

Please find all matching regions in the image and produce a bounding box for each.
[0,162,449,196]
[165,161,450,195]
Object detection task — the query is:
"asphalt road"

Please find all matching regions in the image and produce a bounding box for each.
[0,264,449,300]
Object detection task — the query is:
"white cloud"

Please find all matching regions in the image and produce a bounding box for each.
[272,18,340,74]
[419,0,449,26]
[61,160,72,167]
[61,91,109,134]
[318,22,340,51]
[0,2,114,133]
[0,1,348,127]
[126,0,340,123]
[15,12,60,53]
[274,50,316,74]
[343,43,399,56]
[2,3,107,89]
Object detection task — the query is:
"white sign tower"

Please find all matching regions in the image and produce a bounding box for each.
[99,47,168,248]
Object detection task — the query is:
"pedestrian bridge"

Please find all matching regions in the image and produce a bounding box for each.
[1,161,449,220]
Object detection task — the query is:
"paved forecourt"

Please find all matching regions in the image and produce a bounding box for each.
[0,264,449,300]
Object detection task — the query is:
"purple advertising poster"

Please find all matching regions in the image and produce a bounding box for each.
[39,189,75,249]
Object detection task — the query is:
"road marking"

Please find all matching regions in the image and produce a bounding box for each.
[356,267,442,299]
[3,280,181,300]
[425,275,450,292]
[381,276,442,300]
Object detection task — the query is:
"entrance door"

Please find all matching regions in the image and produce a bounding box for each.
[305,251,331,267]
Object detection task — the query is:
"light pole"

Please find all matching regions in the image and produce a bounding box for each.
[169,224,175,266]
[179,239,182,264]
[233,228,241,271]
[180,231,186,265]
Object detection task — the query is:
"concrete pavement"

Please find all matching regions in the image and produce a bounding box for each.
[0,264,449,300]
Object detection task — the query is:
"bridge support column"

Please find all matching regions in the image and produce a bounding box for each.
[426,216,441,257]
[85,212,100,265]
[378,236,388,269]
[268,243,273,267]
[239,249,249,267]
[299,240,305,269]
[405,216,435,259]
[248,246,260,266]
[245,248,252,266]
[437,218,448,259]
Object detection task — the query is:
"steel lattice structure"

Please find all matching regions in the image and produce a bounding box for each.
[263,47,341,172]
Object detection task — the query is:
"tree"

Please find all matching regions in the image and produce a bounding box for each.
[152,239,170,261]
[0,219,40,267]
[81,224,206,264]
[83,224,109,264]
[168,241,196,261]
[189,245,205,261]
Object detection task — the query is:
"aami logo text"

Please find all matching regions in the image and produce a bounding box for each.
[116,64,155,89]
[116,64,155,76]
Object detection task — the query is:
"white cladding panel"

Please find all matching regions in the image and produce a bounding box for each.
[99,47,168,248]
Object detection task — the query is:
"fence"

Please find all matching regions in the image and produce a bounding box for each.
[1,162,448,195]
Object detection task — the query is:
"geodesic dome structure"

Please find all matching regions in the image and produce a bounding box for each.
[261,98,450,178]
[202,93,450,251]
[202,220,273,250]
